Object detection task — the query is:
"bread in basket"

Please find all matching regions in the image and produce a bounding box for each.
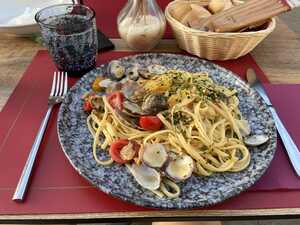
[165,0,276,60]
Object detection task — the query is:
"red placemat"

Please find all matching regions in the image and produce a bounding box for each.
[82,0,174,38]
[0,51,300,216]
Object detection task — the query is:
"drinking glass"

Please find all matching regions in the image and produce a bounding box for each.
[35,4,98,76]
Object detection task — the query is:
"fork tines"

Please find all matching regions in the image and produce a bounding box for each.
[50,71,68,97]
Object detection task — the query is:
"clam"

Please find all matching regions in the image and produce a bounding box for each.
[123,100,146,116]
[114,109,140,128]
[121,81,146,103]
[147,64,167,75]
[237,119,251,137]
[99,79,117,88]
[99,79,121,92]
[166,154,194,181]
[107,60,125,80]
[138,69,154,79]
[141,94,168,115]
[244,134,269,147]
[120,142,137,161]
[128,163,161,190]
[142,144,168,168]
[126,65,140,81]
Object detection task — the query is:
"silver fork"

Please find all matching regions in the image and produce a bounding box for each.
[12,71,68,201]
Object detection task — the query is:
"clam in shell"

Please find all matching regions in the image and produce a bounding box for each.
[244,134,269,147]
[166,154,194,182]
[107,60,125,80]
[142,144,168,168]
[128,163,161,190]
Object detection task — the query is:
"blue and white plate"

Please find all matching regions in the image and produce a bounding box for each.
[57,53,276,209]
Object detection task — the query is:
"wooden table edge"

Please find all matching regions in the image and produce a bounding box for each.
[1,208,300,223]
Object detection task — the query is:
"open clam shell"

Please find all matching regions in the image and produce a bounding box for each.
[128,163,161,190]
[244,134,269,147]
[142,144,168,168]
[166,154,194,182]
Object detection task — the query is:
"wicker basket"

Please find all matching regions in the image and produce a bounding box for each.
[165,0,276,60]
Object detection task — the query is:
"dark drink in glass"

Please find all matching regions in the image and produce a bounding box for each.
[35,4,98,76]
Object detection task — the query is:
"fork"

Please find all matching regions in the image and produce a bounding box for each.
[12,71,68,201]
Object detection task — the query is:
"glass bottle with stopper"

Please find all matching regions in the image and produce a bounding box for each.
[117,0,166,51]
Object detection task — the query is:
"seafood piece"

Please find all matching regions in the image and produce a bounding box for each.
[142,144,168,168]
[91,76,105,92]
[244,134,269,147]
[128,163,161,190]
[126,65,140,81]
[142,94,168,115]
[90,95,104,111]
[99,79,116,88]
[138,69,155,79]
[107,60,125,80]
[120,142,137,161]
[123,100,146,116]
[166,154,194,181]
[237,119,251,137]
[114,109,140,128]
[121,81,146,103]
[99,79,120,92]
[147,64,167,75]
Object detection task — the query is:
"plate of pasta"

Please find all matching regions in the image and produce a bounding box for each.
[57,53,276,208]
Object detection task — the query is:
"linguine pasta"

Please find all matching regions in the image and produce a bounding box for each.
[85,69,251,198]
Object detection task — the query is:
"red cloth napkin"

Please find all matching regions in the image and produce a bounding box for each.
[0,51,300,215]
[82,0,173,38]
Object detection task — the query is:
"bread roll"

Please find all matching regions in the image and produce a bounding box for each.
[190,4,212,17]
[188,19,211,31]
[224,0,233,10]
[208,0,225,14]
[171,3,191,21]
[232,0,244,6]
[181,5,211,29]
[181,11,197,26]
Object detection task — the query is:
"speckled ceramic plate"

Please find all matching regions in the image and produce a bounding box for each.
[57,53,276,209]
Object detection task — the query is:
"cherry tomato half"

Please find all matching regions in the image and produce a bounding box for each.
[109,139,139,164]
[139,116,163,131]
[83,100,93,113]
[107,92,124,110]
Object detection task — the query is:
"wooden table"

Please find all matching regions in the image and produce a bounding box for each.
[0,18,300,223]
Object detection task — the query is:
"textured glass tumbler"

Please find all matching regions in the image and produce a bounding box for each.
[35,4,98,76]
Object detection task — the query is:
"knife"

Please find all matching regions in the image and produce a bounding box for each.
[247,68,300,176]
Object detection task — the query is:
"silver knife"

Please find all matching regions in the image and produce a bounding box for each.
[247,68,300,176]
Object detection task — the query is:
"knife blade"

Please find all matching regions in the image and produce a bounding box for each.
[247,68,300,176]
